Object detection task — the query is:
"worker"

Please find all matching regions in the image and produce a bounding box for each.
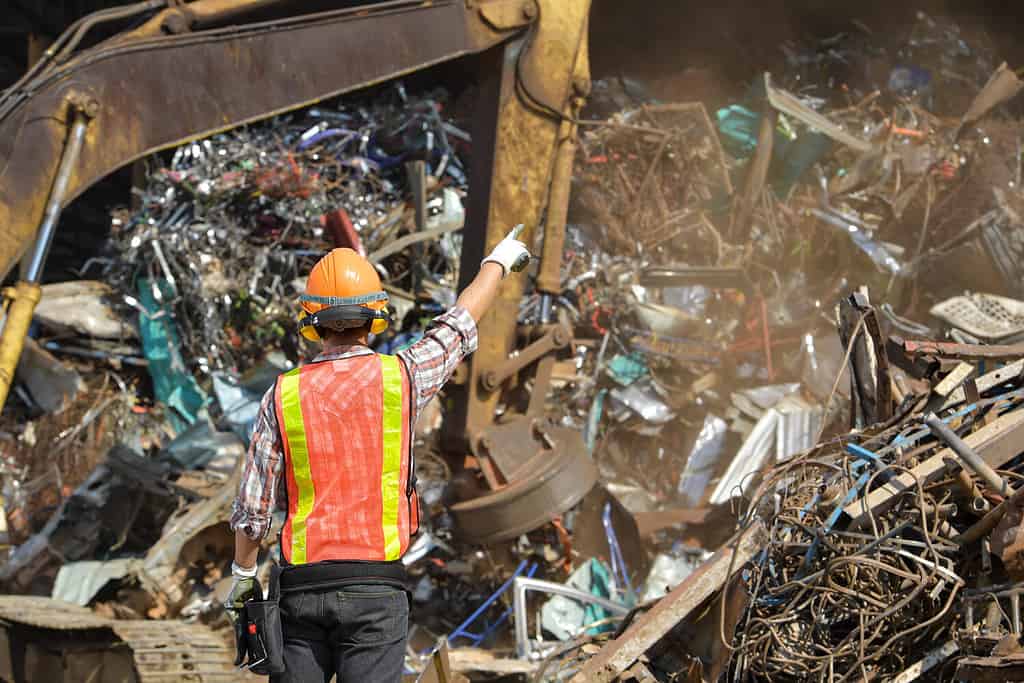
[226,228,530,682]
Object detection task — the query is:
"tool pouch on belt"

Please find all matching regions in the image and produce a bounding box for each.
[243,564,285,675]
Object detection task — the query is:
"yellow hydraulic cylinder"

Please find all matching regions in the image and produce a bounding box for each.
[0,283,43,409]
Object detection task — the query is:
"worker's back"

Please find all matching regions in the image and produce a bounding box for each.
[274,354,418,566]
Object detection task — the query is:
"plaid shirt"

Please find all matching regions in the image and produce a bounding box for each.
[230,307,478,541]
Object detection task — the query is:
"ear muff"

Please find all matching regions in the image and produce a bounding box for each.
[298,312,322,342]
[298,305,390,339]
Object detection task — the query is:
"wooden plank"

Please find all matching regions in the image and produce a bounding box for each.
[634,508,711,537]
[446,649,536,675]
[845,409,1024,529]
[933,362,976,399]
[941,359,1024,410]
[571,522,767,683]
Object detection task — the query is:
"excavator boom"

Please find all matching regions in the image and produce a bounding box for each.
[0,0,515,279]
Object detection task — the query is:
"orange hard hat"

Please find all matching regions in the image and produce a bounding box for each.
[298,248,390,341]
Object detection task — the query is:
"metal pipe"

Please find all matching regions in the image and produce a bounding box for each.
[956,501,1007,546]
[405,159,427,295]
[1013,591,1021,636]
[0,110,89,412]
[924,413,1014,497]
[956,469,992,513]
[536,122,577,296]
[971,496,993,514]
[54,0,167,63]
[538,293,553,323]
[921,503,957,518]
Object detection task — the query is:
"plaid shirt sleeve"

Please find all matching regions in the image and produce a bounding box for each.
[398,306,478,417]
[229,384,282,541]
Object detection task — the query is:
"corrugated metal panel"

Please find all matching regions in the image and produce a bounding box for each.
[710,409,778,505]
[676,415,728,507]
[775,395,822,464]
[52,558,137,606]
[710,393,823,505]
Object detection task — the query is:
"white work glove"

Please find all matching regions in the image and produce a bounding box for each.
[225,561,261,614]
[226,561,260,667]
[482,224,531,278]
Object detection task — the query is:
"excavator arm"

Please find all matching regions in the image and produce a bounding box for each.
[0,0,596,541]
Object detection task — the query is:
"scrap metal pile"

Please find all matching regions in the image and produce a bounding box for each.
[549,11,1024,531]
[527,13,1024,683]
[725,296,1024,681]
[107,84,466,377]
[3,9,1024,683]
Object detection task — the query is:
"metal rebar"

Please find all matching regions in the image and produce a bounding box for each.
[1013,591,1021,636]
[924,413,1014,497]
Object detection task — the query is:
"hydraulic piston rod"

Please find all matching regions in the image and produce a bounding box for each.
[0,108,90,411]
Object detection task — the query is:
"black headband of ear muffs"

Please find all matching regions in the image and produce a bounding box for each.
[297,304,391,331]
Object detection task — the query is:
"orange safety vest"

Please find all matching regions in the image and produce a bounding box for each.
[274,353,418,565]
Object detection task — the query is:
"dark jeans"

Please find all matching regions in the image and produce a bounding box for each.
[270,584,409,683]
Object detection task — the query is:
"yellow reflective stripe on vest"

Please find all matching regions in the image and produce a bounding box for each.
[280,368,315,565]
[379,354,403,561]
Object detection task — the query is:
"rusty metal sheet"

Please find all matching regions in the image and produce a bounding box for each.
[633,508,712,537]
[894,336,1024,362]
[993,496,1024,581]
[571,521,767,683]
[574,486,651,586]
[959,62,1024,132]
[957,654,1024,682]
[0,0,516,281]
[0,596,111,631]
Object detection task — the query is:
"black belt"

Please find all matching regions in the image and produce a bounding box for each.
[279,560,408,594]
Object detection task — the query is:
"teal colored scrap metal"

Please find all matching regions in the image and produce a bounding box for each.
[137,278,207,434]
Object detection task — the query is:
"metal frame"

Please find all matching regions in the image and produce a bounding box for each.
[512,576,630,660]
